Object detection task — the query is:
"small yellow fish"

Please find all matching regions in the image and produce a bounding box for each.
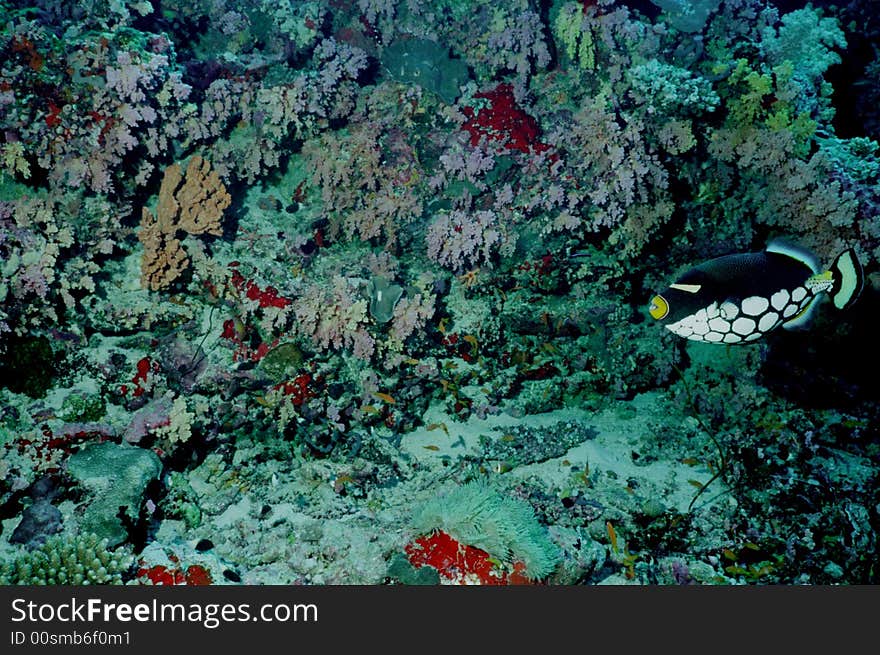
[423,445,440,451]
[231,315,247,340]
[373,391,396,404]
[426,422,449,436]
[606,521,618,554]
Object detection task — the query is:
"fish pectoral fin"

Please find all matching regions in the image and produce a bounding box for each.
[782,297,819,330]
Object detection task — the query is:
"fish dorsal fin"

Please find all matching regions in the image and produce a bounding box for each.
[765,238,819,274]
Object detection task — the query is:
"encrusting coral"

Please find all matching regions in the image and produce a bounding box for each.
[139,155,230,290]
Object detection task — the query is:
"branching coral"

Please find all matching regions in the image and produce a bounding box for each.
[426,208,506,273]
[554,1,596,71]
[0,17,193,195]
[0,533,132,585]
[139,156,230,291]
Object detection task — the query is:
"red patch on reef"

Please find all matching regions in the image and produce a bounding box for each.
[184,565,213,586]
[136,563,213,586]
[7,424,109,474]
[405,530,531,585]
[137,564,185,585]
[127,356,159,397]
[45,101,63,128]
[229,267,291,309]
[461,83,551,154]
[219,318,277,363]
[274,373,316,407]
[521,362,560,381]
[245,282,290,309]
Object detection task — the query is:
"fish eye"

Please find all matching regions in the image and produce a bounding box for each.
[649,295,669,320]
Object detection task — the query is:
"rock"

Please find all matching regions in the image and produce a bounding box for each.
[10,501,62,547]
[66,442,162,547]
[380,37,470,104]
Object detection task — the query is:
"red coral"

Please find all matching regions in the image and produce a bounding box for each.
[11,35,44,71]
[45,101,62,128]
[123,356,159,397]
[229,266,291,309]
[521,362,560,381]
[245,281,290,309]
[274,373,316,406]
[136,563,212,586]
[184,564,213,586]
[461,83,551,154]
[219,318,277,363]
[441,332,476,363]
[405,530,531,585]
[137,564,185,585]
[6,424,110,474]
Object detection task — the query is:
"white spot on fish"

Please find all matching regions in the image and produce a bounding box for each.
[758,312,779,332]
[742,296,769,316]
[770,289,789,311]
[732,317,756,335]
[720,301,739,319]
[709,317,730,333]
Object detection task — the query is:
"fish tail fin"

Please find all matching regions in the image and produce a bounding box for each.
[828,248,864,310]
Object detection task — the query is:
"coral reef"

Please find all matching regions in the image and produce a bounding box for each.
[0,0,877,587]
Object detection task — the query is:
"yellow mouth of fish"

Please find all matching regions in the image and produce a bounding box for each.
[648,295,668,320]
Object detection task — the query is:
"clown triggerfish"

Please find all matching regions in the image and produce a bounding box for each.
[648,241,864,343]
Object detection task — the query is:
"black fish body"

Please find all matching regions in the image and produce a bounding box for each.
[648,242,863,343]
